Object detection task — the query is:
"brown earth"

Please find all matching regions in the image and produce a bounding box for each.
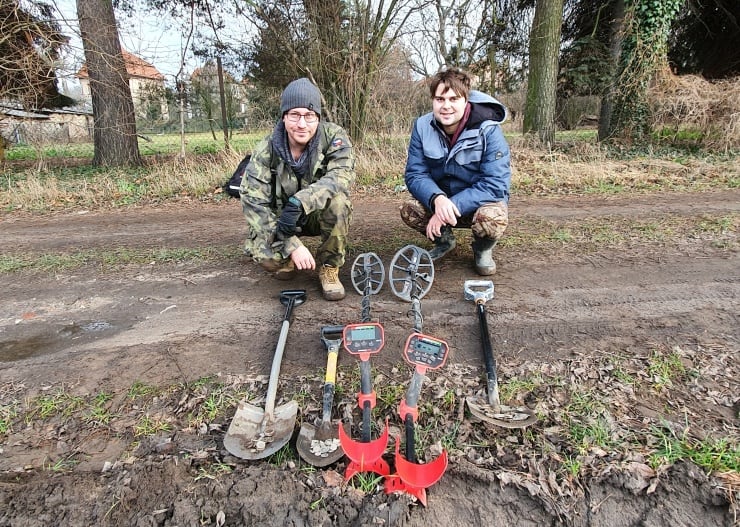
[0,189,738,526]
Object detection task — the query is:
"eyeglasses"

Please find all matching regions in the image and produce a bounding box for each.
[286,111,319,124]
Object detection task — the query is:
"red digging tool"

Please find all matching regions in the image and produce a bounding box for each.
[384,245,448,505]
[339,252,390,479]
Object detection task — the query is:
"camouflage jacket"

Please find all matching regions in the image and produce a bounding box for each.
[240,121,355,260]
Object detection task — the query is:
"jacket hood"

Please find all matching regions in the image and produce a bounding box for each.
[467,90,507,126]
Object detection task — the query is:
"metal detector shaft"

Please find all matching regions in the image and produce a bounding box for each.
[359,360,373,442]
[403,371,424,462]
[477,302,501,409]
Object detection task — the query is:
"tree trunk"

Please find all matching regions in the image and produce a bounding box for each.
[76,0,142,167]
[598,0,626,141]
[607,0,682,141]
[522,0,564,146]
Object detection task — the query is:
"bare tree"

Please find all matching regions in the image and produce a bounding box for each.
[0,0,73,109]
[402,0,530,92]
[242,0,425,142]
[76,0,142,166]
[523,0,564,146]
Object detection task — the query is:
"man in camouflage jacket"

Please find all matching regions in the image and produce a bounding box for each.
[240,78,355,300]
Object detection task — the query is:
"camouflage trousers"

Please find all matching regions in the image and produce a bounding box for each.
[399,198,508,241]
[245,195,352,268]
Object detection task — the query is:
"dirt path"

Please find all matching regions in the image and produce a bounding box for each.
[0,190,738,526]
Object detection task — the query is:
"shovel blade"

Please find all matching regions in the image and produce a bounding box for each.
[466,396,537,429]
[296,421,346,467]
[224,400,299,460]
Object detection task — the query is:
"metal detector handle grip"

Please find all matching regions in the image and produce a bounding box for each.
[477,303,500,407]
[359,359,375,442]
[404,414,416,463]
[399,369,424,461]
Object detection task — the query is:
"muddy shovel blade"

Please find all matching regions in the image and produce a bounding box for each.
[297,421,346,467]
[296,325,346,467]
[466,396,537,429]
[224,289,306,460]
[223,400,299,459]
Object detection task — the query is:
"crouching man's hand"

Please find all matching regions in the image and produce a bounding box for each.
[290,245,315,270]
[276,197,304,240]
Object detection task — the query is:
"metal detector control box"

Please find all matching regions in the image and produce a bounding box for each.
[403,333,449,369]
[342,323,385,355]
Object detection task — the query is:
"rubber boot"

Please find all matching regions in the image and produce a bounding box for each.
[472,237,496,275]
[429,225,456,261]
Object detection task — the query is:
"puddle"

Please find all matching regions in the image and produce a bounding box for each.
[0,321,116,362]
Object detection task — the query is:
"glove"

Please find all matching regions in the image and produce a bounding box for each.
[276,196,304,240]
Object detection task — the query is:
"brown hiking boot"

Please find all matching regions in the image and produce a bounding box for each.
[259,259,296,280]
[318,265,345,301]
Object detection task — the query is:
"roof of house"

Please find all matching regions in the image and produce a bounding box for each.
[76,50,165,81]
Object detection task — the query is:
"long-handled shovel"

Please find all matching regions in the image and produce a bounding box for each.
[296,325,346,466]
[223,289,306,459]
[385,245,448,505]
[464,280,536,429]
[339,252,390,479]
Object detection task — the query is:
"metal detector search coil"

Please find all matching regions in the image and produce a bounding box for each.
[342,323,384,355]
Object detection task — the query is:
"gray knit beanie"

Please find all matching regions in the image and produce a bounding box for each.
[280,78,322,116]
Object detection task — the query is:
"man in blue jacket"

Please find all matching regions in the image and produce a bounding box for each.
[400,67,511,275]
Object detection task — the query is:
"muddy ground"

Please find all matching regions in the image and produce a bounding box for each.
[0,189,738,526]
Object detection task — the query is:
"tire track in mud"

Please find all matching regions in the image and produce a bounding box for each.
[420,254,739,362]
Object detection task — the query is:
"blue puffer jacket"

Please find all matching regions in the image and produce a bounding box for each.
[404,90,511,217]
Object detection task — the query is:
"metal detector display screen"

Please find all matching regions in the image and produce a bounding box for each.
[343,323,384,354]
[404,333,449,369]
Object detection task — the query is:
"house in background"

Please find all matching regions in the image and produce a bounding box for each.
[76,50,169,121]
[0,102,93,146]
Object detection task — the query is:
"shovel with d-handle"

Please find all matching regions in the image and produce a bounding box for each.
[339,252,390,479]
[224,289,306,459]
[385,245,448,505]
[463,280,536,429]
[296,325,347,466]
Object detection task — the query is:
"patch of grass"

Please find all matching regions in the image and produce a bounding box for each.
[267,443,295,466]
[349,472,384,493]
[567,419,613,451]
[44,456,78,472]
[27,388,85,420]
[86,391,115,425]
[440,421,461,452]
[193,462,234,481]
[0,402,19,434]
[647,348,686,390]
[0,246,241,274]
[562,455,582,478]
[127,381,158,400]
[499,376,540,403]
[134,414,172,437]
[551,228,574,243]
[648,425,739,473]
